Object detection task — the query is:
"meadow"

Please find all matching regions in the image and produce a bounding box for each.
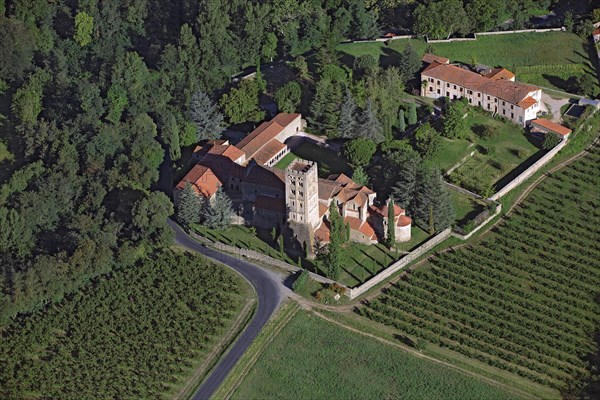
[0,250,247,399]
[359,143,600,392]
[338,31,597,93]
[231,309,524,400]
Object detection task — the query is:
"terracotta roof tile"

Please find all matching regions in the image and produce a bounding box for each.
[244,164,285,189]
[315,221,331,242]
[207,144,245,162]
[175,164,222,198]
[531,119,572,136]
[397,215,412,227]
[237,113,300,160]
[253,140,287,165]
[422,63,539,105]
[485,68,515,81]
[319,203,328,218]
[517,96,537,110]
[422,54,449,65]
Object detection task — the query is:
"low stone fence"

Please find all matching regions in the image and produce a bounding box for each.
[489,138,568,201]
[426,27,564,43]
[452,203,502,240]
[444,181,483,199]
[347,228,452,299]
[445,150,476,175]
[190,231,340,287]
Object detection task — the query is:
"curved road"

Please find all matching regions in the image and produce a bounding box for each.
[167,220,284,400]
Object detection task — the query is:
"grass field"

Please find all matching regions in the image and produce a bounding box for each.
[0,250,249,399]
[448,187,487,224]
[275,141,351,177]
[231,309,524,400]
[359,143,600,392]
[338,31,598,93]
[442,108,541,195]
[338,227,429,287]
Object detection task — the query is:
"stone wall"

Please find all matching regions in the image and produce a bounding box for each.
[426,27,564,43]
[489,138,568,201]
[347,228,452,299]
[191,231,339,286]
[452,203,502,240]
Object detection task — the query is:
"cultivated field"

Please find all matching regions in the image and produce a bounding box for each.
[0,251,248,399]
[359,143,600,392]
[338,31,598,93]
[232,309,523,400]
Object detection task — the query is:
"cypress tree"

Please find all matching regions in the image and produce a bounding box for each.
[398,109,406,132]
[407,102,418,125]
[177,183,202,229]
[387,198,396,245]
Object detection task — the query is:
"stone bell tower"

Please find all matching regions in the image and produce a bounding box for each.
[285,160,320,228]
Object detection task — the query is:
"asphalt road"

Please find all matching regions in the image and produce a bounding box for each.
[167,219,284,400]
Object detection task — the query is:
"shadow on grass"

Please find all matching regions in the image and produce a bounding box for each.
[493,148,547,192]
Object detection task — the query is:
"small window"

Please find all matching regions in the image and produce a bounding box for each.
[429,78,434,82]
[478,101,481,106]
[502,110,505,115]
[437,89,440,94]
[487,104,490,110]
[447,83,450,87]
[511,113,514,118]
[502,101,505,106]
[511,105,514,110]
[519,116,523,123]
[453,85,457,89]
[429,87,433,92]
[437,80,440,84]
[478,93,481,98]
[487,96,490,100]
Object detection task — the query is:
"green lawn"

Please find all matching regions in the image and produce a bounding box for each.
[339,226,430,288]
[441,109,540,196]
[232,310,524,400]
[275,141,351,178]
[448,186,488,227]
[427,137,474,173]
[338,31,597,93]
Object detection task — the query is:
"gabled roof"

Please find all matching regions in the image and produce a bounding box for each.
[485,68,515,81]
[422,63,539,105]
[207,144,245,162]
[237,113,300,160]
[253,139,286,165]
[531,119,572,136]
[315,220,331,242]
[517,96,537,110]
[176,164,222,198]
[422,53,449,65]
[370,203,405,218]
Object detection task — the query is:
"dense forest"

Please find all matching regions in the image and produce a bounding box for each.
[0,0,596,324]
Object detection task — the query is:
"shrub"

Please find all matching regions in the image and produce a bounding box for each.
[292,270,309,291]
[542,132,561,150]
[343,138,377,166]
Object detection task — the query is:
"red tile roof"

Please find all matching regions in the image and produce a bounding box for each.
[422,53,449,65]
[531,119,572,136]
[397,215,412,227]
[176,164,222,198]
[254,195,286,214]
[517,96,537,110]
[207,144,245,162]
[370,204,405,218]
[422,63,539,105]
[315,221,331,242]
[319,203,328,218]
[253,139,287,165]
[237,113,300,160]
[485,68,515,81]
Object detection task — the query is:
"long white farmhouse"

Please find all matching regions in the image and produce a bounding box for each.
[420,54,542,126]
